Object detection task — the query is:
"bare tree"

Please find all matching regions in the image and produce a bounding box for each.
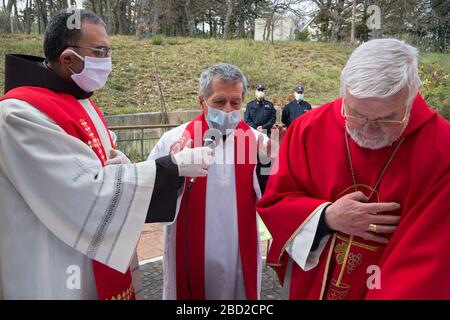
[4,0,15,33]
[223,0,236,39]
[350,0,356,42]
[151,0,161,35]
[90,0,103,16]
[185,0,196,37]
[116,0,130,35]
[23,0,33,34]
[260,0,306,42]
[35,0,49,34]
[136,0,151,39]
[104,0,114,34]
[13,0,22,32]
[311,0,355,42]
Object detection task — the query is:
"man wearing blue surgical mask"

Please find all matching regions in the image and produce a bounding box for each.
[0,9,211,300]
[149,64,275,300]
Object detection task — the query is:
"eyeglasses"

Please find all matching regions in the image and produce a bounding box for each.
[68,45,112,58]
[341,101,409,128]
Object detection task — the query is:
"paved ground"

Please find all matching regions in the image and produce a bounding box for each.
[137,225,282,300]
[136,224,165,261]
[140,259,282,300]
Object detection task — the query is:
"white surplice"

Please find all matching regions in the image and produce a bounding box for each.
[0,98,157,299]
[281,202,333,299]
[149,123,265,300]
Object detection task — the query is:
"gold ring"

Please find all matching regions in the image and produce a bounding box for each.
[368,223,377,233]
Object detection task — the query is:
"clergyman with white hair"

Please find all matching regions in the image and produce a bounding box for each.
[256,38,450,299]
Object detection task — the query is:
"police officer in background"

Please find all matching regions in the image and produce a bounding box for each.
[281,85,312,127]
[244,84,276,137]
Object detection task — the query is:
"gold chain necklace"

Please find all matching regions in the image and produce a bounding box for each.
[336,130,405,287]
[345,131,405,200]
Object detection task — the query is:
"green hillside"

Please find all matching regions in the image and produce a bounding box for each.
[1,34,448,119]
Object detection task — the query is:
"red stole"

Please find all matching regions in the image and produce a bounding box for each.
[175,113,259,300]
[0,86,135,300]
[258,94,450,299]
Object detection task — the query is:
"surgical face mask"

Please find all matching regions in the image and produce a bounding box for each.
[295,92,304,101]
[66,49,112,92]
[205,103,241,134]
[255,90,265,100]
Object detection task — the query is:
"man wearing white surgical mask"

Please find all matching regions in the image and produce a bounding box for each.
[244,84,276,137]
[149,64,276,300]
[0,9,211,300]
[281,85,312,127]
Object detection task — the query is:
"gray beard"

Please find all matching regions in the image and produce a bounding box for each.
[346,127,394,149]
[346,108,411,150]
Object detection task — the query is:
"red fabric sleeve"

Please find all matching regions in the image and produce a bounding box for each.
[256,116,328,267]
[366,170,450,299]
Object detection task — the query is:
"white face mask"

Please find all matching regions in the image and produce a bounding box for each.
[205,103,241,134]
[66,49,112,92]
[295,92,304,101]
[255,90,265,100]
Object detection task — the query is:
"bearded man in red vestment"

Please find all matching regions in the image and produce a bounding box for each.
[257,38,450,300]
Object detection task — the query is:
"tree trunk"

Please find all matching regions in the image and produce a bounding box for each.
[91,0,102,16]
[350,0,356,43]
[223,0,235,39]
[116,0,129,35]
[237,14,245,38]
[271,17,275,43]
[41,0,48,32]
[24,0,32,34]
[330,15,341,42]
[213,17,217,37]
[185,0,196,37]
[4,0,15,33]
[151,0,161,35]
[136,0,151,40]
[36,0,42,33]
[264,13,274,42]
[48,0,54,16]
[104,0,114,34]
[209,11,213,37]
[13,0,22,32]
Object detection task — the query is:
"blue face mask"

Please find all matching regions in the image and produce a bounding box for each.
[205,104,241,134]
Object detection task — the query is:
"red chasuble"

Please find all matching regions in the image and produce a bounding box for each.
[1,86,135,300]
[257,94,450,299]
[175,113,259,300]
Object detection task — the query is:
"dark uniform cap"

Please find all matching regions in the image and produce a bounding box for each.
[256,84,266,91]
[294,86,304,93]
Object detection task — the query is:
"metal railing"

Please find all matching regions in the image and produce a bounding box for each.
[109,124,180,162]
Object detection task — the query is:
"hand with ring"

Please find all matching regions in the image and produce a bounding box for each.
[324,191,401,244]
[367,223,378,233]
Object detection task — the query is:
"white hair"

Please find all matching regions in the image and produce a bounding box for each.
[340,38,422,107]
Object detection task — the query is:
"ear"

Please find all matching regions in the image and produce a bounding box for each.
[59,49,76,70]
[199,96,206,111]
